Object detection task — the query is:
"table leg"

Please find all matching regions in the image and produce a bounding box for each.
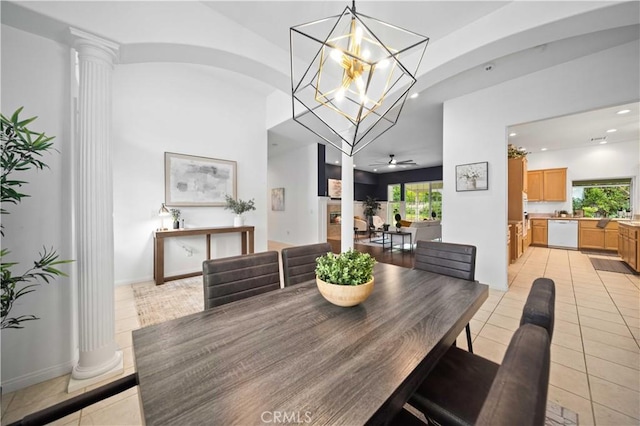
[249,229,254,253]
[206,234,211,260]
[241,231,248,254]
[154,237,165,285]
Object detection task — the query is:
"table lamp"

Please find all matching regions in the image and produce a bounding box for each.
[158,203,170,230]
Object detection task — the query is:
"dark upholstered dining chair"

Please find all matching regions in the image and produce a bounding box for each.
[396,277,556,426]
[280,242,332,287]
[203,251,280,309]
[396,323,551,426]
[521,277,555,339]
[414,240,477,352]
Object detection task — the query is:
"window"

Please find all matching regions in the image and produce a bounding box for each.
[572,178,632,218]
[405,181,443,221]
[388,184,401,224]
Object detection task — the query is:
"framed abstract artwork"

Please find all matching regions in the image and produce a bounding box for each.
[165,152,237,206]
[271,188,285,211]
[455,161,488,192]
[328,178,342,199]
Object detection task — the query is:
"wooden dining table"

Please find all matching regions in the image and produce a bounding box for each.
[132,262,489,425]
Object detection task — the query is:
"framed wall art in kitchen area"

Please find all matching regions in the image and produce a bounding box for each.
[165,152,237,206]
[456,161,488,192]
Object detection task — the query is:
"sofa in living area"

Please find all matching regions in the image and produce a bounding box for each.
[401,220,442,243]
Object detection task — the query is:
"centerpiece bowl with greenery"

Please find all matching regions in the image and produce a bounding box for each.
[315,249,376,307]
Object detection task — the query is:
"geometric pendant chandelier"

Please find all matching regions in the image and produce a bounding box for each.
[290,1,429,156]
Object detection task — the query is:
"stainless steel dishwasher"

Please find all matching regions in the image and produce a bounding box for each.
[547,219,578,249]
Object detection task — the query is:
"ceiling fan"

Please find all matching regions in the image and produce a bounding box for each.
[369,154,417,169]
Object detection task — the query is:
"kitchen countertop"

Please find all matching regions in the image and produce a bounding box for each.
[529,217,640,228]
[619,221,640,228]
[530,217,632,222]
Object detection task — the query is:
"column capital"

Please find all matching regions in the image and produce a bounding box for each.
[69,27,119,64]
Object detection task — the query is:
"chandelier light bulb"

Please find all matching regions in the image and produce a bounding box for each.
[336,88,345,101]
[355,26,363,45]
[331,49,343,63]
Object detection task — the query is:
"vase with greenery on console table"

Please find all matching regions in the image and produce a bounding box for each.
[224,195,256,227]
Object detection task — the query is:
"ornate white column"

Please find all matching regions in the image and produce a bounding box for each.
[341,140,355,253]
[68,28,122,392]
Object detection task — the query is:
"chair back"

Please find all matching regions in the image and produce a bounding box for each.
[281,243,332,287]
[521,278,555,339]
[203,251,280,309]
[414,240,476,281]
[477,324,551,426]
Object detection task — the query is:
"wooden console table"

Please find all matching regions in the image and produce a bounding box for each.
[153,226,255,285]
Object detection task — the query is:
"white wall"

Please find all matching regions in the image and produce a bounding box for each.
[527,140,639,214]
[1,25,75,391]
[443,40,639,290]
[267,143,319,245]
[112,62,270,284]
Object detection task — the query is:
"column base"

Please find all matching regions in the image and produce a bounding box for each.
[67,350,124,393]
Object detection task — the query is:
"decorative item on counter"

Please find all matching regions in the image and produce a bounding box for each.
[224,195,256,227]
[315,249,376,307]
[170,208,181,229]
[558,210,569,218]
[180,218,185,229]
[507,144,528,159]
[394,213,402,232]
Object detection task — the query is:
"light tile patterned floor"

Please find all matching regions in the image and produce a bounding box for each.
[2,247,639,425]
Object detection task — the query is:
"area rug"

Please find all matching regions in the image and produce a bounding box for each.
[590,257,636,275]
[133,277,203,327]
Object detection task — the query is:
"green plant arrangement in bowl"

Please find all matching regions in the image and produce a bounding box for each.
[315,249,376,307]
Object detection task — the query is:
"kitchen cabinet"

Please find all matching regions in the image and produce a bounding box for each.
[507,225,511,266]
[579,220,618,251]
[523,228,531,251]
[508,157,527,222]
[531,219,548,246]
[509,221,523,263]
[527,168,567,202]
[619,223,639,272]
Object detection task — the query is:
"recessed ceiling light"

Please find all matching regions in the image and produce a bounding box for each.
[388,164,396,169]
[600,141,607,144]
[617,109,631,115]
[606,128,617,133]
[410,93,419,99]
[373,168,377,172]
[509,132,517,137]
[353,164,356,167]
[334,160,339,164]
[541,148,548,151]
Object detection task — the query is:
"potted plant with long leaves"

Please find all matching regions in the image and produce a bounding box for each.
[1,107,72,329]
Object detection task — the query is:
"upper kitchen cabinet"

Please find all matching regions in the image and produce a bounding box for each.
[527,168,567,201]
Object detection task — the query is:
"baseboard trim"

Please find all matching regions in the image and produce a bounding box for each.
[1,358,76,393]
